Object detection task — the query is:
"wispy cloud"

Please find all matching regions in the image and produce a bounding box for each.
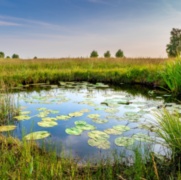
[0,20,20,26]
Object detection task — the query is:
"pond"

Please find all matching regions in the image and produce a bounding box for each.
[1,82,180,160]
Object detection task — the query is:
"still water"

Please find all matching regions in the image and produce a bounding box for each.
[4,82,178,159]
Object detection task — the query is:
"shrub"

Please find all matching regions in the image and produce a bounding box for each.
[104,51,111,58]
[12,54,19,59]
[115,49,124,58]
[90,50,98,58]
[0,51,5,58]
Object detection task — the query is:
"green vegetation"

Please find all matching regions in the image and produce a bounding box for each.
[104,50,111,58]
[90,50,99,58]
[0,57,169,89]
[161,58,181,94]
[115,49,124,58]
[0,51,5,58]
[12,53,20,59]
[166,28,181,57]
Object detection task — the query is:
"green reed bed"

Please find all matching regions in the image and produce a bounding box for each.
[0,57,169,88]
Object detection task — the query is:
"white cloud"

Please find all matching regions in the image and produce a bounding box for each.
[0,20,20,26]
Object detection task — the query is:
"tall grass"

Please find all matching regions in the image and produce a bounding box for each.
[161,58,181,95]
[0,58,169,88]
[155,108,181,164]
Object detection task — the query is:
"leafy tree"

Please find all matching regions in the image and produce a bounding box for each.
[12,54,19,59]
[0,51,5,58]
[104,51,111,58]
[166,28,181,57]
[34,56,37,59]
[6,56,10,59]
[90,50,98,58]
[115,49,124,58]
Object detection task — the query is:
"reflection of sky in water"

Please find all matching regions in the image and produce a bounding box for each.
[9,84,170,159]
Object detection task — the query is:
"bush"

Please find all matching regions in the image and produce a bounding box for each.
[0,52,5,58]
[12,54,19,59]
[115,49,124,58]
[104,51,111,58]
[90,50,98,58]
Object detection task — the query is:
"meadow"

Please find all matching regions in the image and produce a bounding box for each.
[0,57,169,88]
[1,57,181,179]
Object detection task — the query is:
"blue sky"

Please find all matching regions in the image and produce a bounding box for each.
[0,0,181,58]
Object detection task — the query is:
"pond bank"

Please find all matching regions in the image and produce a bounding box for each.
[0,134,176,180]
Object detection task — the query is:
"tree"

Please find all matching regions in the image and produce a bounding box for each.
[115,49,124,58]
[6,56,10,59]
[104,51,111,58]
[166,28,181,57]
[12,54,19,59]
[0,51,5,58]
[90,50,98,58]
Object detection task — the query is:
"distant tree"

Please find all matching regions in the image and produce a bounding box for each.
[104,51,111,58]
[115,49,124,58]
[12,54,19,59]
[90,50,98,58]
[0,51,5,58]
[166,28,181,57]
[6,56,10,59]
[34,56,37,59]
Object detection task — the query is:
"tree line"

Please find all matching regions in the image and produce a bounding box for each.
[0,52,19,59]
[90,49,124,58]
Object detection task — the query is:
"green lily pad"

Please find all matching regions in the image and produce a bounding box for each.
[124,112,138,117]
[88,130,110,140]
[69,112,84,117]
[87,114,100,119]
[92,118,108,124]
[14,115,31,121]
[76,123,96,131]
[37,112,49,118]
[132,133,153,142]
[38,121,58,127]
[20,111,31,115]
[74,121,87,125]
[88,138,110,149]
[104,128,123,135]
[65,127,83,135]
[42,117,57,121]
[113,125,130,132]
[0,125,16,132]
[115,137,134,147]
[56,115,70,120]
[24,131,50,140]
[105,108,119,114]
[49,110,59,114]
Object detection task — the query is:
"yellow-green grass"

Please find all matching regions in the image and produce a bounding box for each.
[0,57,172,88]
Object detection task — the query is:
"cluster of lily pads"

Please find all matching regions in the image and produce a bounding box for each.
[2,81,181,152]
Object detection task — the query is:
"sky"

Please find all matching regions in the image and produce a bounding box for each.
[0,0,181,58]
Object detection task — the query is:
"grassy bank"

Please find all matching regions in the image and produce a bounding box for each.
[0,134,178,180]
[0,57,170,88]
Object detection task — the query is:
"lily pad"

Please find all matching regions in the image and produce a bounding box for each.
[104,128,123,135]
[65,127,83,135]
[56,115,70,120]
[87,114,100,119]
[69,112,84,117]
[132,133,153,142]
[0,125,16,132]
[88,130,110,140]
[104,108,119,114]
[76,124,96,131]
[92,118,108,124]
[24,131,50,140]
[115,137,134,147]
[88,138,110,149]
[20,111,31,115]
[38,121,58,127]
[74,121,87,125]
[42,117,57,121]
[80,109,90,113]
[113,125,130,132]
[37,107,47,111]
[14,115,31,121]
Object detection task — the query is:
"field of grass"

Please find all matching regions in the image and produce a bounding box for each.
[0,57,171,89]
